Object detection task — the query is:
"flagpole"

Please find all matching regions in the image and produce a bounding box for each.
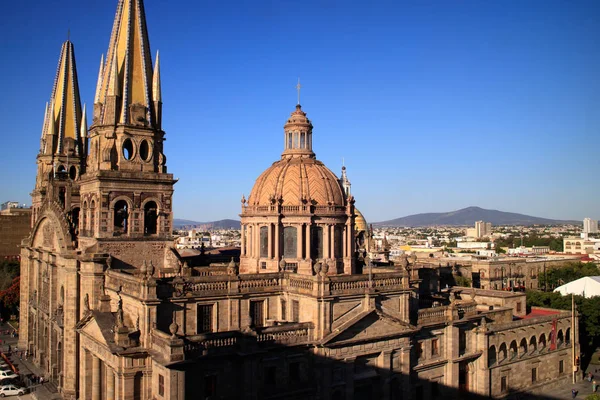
[572,293,575,384]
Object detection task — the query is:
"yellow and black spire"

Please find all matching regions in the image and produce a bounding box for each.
[93,0,161,129]
[40,40,85,160]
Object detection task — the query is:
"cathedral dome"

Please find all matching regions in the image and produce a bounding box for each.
[355,208,368,233]
[248,157,346,207]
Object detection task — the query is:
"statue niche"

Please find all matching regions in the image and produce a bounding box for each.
[130,103,147,127]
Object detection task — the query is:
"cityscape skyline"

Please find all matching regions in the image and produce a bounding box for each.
[1,0,598,222]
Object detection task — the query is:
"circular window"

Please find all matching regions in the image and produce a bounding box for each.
[139,140,151,161]
[69,166,77,180]
[122,138,134,160]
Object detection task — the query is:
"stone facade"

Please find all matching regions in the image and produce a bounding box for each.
[19,1,580,399]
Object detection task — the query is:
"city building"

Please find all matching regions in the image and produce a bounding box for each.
[467,221,492,239]
[563,236,600,254]
[0,205,31,260]
[19,1,580,399]
[583,218,598,234]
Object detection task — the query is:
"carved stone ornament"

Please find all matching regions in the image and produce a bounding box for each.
[313,261,321,276]
[106,255,113,270]
[321,261,329,275]
[279,258,286,272]
[147,261,155,278]
[227,257,238,276]
[83,293,90,312]
[169,313,179,338]
[116,297,124,328]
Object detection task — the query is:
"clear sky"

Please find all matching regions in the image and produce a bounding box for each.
[1,0,598,223]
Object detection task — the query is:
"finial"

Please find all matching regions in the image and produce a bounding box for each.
[152,50,161,102]
[296,77,301,105]
[67,28,70,42]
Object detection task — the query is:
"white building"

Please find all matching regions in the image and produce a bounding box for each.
[583,218,598,234]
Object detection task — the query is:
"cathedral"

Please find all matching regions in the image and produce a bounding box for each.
[20,1,579,399]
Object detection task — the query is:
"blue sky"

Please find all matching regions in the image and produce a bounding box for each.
[1,0,598,222]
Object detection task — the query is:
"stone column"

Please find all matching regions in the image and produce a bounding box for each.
[241,225,246,256]
[274,222,280,259]
[91,356,101,400]
[323,225,330,259]
[106,366,115,400]
[330,225,335,259]
[297,225,303,259]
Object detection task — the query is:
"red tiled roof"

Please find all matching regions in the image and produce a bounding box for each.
[521,307,561,320]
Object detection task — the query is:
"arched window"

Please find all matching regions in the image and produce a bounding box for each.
[519,338,528,357]
[144,201,158,235]
[566,328,571,344]
[529,336,537,353]
[71,207,80,237]
[557,330,564,347]
[114,200,129,235]
[539,333,546,350]
[488,345,497,367]
[283,226,297,258]
[509,340,518,360]
[498,343,507,362]
[82,201,88,233]
[90,200,96,236]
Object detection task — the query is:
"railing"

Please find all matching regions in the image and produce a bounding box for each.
[256,323,312,345]
[169,272,406,298]
[288,276,314,294]
[418,307,448,325]
[242,204,346,216]
[239,275,280,292]
[183,323,313,359]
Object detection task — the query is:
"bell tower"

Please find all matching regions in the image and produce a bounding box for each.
[79,0,175,241]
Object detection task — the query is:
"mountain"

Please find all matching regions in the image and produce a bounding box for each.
[173,219,240,230]
[374,206,579,227]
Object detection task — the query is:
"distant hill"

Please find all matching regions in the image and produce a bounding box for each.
[374,206,579,227]
[173,219,240,230]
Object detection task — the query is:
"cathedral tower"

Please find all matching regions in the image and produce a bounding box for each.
[80,0,174,241]
[32,39,86,229]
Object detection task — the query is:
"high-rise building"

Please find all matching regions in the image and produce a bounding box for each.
[583,218,598,234]
[19,1,579,399]
[466,221,492,238]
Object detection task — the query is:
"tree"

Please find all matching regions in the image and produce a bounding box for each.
[526,290,600,366]
[0,276,20,314]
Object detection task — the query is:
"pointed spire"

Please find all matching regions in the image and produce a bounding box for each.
[94,54,105,104]
[152,50,161,102]
[79,104,88,156]
[40,102,49,143]
[43,40,82,156]
[96,0,155,127]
